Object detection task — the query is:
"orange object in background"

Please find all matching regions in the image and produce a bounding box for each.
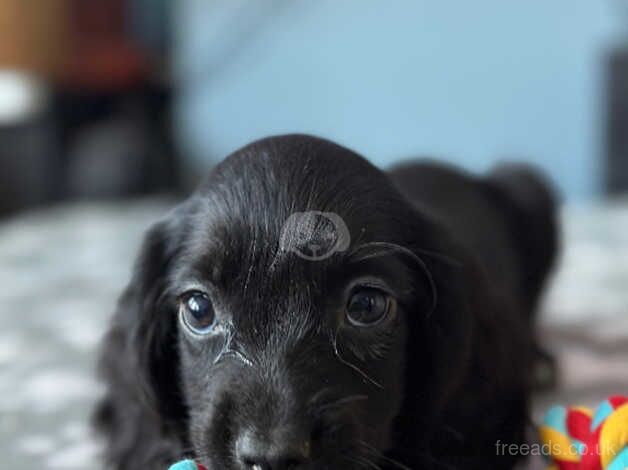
[0,0,70,78]
[0,0,149,91]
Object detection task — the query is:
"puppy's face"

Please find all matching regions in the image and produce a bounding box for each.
[175,230,415,469]
[157,137,441,469]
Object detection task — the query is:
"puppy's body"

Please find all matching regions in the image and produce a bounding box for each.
[95,135,558,470]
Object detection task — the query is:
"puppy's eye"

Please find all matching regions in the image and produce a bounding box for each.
[345,287,394,327]
[180,292,216,334]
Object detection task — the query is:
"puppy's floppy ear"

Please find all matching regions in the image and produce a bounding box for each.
[397,220,530,461]
[391,220,475,454]
[408,232,474,399]
[95,209,189,466]
[123,215,186,418]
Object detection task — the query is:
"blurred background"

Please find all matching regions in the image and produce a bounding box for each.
[0,1,627,469]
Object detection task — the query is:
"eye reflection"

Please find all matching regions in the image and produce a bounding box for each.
[180,292,216,334]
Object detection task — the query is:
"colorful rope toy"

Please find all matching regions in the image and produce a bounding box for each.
[540,395,628,470]
[168,460,207,470]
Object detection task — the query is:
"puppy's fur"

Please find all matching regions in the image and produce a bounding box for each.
[95,135,558,469]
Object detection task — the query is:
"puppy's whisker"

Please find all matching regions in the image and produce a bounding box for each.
[413,247,463,267]
[267,243,282,274]
[242,231,257,295]
[350,241,461,267]
[356,441,412,470]
[317,394,369,412]
[356,450,384,470]
[344,452,382,470]
[331,331,383,389]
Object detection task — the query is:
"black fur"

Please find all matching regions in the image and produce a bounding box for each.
[94,135,559,469]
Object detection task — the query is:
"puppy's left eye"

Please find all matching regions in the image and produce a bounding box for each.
[180,292,216,334]
[346,287,394,327]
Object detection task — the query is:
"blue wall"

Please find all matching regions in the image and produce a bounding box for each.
[174,1,623,199]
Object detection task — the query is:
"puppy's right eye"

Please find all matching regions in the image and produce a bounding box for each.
[180,292,216,334]
[345,287,394,327]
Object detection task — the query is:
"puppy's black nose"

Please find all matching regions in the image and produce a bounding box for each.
[235,428,311,470]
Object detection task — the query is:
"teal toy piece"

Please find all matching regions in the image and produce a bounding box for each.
[168,460,207,470]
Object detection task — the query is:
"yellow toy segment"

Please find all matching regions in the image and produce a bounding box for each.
[539,425,580,463]
[599,403,628,469]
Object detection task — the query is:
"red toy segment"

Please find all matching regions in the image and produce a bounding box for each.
[608,396,628,409]
[567,408,592,443]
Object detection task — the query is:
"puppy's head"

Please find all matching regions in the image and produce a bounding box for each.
[128,135,471,469]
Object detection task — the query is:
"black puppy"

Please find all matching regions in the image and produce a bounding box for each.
[95,135,558,469]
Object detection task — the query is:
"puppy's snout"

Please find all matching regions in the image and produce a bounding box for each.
[235,427,311,470]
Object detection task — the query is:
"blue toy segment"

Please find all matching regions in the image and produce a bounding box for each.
[168,460,198,470]
[591,400,613,431]
[606,447,628,470]
[543,405,569,436]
